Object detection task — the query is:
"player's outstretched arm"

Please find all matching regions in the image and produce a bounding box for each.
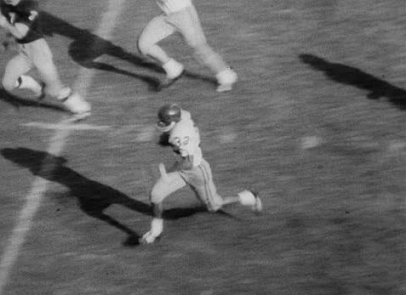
[140,164,166,245]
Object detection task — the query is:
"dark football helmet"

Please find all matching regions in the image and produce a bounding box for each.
[156,103,181,132]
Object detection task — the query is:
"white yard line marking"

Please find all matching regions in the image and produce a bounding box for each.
[0,0,127,294]
[22,122,112,131]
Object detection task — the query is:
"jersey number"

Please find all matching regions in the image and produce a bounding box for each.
[173,136,190,147]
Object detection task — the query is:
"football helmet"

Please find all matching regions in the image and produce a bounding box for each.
[157,103,181,132]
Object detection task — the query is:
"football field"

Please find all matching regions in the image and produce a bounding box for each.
[0,0,405,294]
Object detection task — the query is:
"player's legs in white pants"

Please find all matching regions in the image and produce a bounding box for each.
[29,39,91,116]
[138,15,184,79]
[2,52,40,95]
[170,5,237,91]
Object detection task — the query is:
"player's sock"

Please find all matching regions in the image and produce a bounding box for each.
[162,59,184,79]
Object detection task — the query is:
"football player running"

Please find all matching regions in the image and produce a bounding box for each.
[140,104,262,244]
[137,0,238,92]
[0,0,91,119]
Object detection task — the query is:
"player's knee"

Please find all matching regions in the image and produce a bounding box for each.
[2,76,16,92]
[137,37,151,56]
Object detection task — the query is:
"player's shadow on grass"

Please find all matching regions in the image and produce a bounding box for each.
[40,11,159,91]
[0,89,66,112]
[299,54,406,110]
[1,148,215,245]
[40,11,216,91]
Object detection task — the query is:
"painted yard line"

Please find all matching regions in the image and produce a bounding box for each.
[0,0,127,294]
[22,122,112,131]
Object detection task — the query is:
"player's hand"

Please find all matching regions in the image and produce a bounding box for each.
[140,230,159,244]
[139,218,163,245]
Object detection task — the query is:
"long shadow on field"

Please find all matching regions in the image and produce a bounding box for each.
[40,11,216,91]
[299,54,406,110]
[0,89,66,112]
[40,11,159,91]
[1,148,219,244]
[2,148,148,246]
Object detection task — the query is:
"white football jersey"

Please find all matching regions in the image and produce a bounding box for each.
[180,109,191,121]
[155,0,192,14]
[169,115,202,167]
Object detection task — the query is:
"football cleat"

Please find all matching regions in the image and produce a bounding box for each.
[156,69,185,92]
[69,111,91,122]
[216,68,238,92]
[251,191,263,213]
[238,190,263,213]
[62,92,91,119]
